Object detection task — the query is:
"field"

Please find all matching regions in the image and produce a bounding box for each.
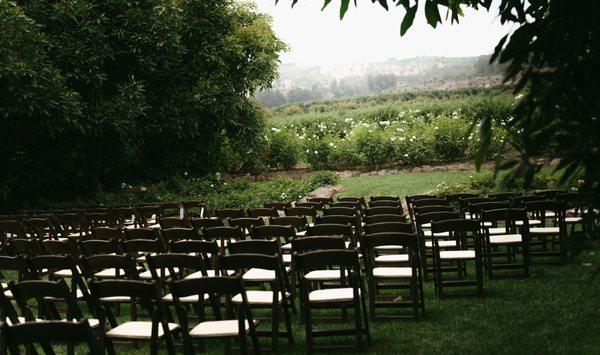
[46,171,597,354]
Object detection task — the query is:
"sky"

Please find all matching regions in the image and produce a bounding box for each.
[254,1,514,66]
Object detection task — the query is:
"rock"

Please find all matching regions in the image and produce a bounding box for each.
[369,171,378,176]
[434,165,448,172]
[551,158,561,168]
[422,165,434,172]
[377,169,388,176]
[388,169,399,175]
[338,170,360,179]
[411,167,422,173]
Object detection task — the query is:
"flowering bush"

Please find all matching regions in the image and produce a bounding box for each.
[266,129,301,170]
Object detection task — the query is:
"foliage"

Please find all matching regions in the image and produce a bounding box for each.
[266,129,301,170]
[0,0,286,210]
[282,0,600,205]
[306,171,340,190]
[270,93,511,170]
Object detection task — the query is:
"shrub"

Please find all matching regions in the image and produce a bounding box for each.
[429,116,469,162]
[307,171,340,190]
[350,127,394,168]
[326,138,362,170]
[303,137,334,170]
[267,129,301,170]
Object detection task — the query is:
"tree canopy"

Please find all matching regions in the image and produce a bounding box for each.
[281,0,600,204]
[0,0,286,208]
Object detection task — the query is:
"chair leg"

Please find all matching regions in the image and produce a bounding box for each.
[305,305,313,354]
[353,299,364,351]
[271,303,280,351]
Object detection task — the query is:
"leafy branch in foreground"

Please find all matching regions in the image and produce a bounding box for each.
[277,0,600,206]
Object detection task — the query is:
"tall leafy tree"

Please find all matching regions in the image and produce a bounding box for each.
[281,0,600,205]
[0,0,286,209]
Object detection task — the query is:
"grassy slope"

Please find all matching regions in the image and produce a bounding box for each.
[339,170,472,198]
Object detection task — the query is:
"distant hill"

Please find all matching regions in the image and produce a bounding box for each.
[256,55,505,107]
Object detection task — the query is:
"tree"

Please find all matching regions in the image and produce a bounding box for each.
[280,0,600,205]
[0,0,286,209]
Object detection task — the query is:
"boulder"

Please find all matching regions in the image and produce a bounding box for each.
[422,165,434,172]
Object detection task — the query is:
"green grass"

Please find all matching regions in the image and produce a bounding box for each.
[13,171,600,354]
[339,170,473,198]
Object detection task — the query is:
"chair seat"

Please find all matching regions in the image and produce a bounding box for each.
[439,250,476,260]
[305,269,347,281]
[189,319,250,338]
[94,268,128,278]
[487,227,507,235]
[372,267,412,278]
[163,293,208,303]
[425,240,457,248]
[309,287,358,303]
[147,223,160,229]
[63,318,100,328]
[243,268,275,282]
[296,231,306,237]
[282,254,292,264]
[374,245,403,251]
[106,321,180,339]
[139,268,179,280]
[489,234,522,244]
[344,241,359,248]
[375,254,409,263]
[423,230,450,237]
[421,223,431,228]
[281,243,292,251]
[530,227,560,234]
[100,296,131,302]
[45,289,85,301]
[516,219,541,226]
[53,266,83,278]
[135,253,157,262]
[232,290,287,305]
[565,217,583,223]
[185,269,235,279]
[2,282,12,298]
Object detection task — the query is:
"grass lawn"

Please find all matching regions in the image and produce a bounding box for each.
[18,171,600,354]
[339,170,473,198]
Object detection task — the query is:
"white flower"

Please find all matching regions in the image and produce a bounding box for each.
[515,94,524,100]
[434,126,439,130]
[306,149,310,153]
[271,127,281,133]
[314,150,318,154]
[403,153,409,157]
[344,117,354,123]
[328,142,335,147]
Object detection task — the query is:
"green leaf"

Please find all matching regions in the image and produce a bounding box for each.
[377,0,389,11]
[340,0,351,19]
[321,0,333,11]
[400,5,417,36]
[425,1,441,27]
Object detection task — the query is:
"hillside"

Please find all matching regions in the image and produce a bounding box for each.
[256,55,505,107]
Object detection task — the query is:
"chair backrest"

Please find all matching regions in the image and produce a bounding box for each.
[315,215,360,230]
[488,192,519,200]
[228,239,281,256]
[182,200,206,218]
[247,207,278,218]
[362,232,419,270]
[337,196,367,208]
[114,206,136,228]
[203,226,244,246]
[58,213,86,238]
[412,198,449,208]
[291,236,346,254]
[307,197,333,205]
[295,201,324,211]
[91,227,122,241]
[81,254,138,280]
[364,222,413,234]
[365,214,406,224]
[1,319,102,355]
[42,239,80,256]
[250,225,295,241]
[468,201,509,218]
[510,195,545,207]
[413,205,454,214]
[481,208,529,233]
[284,206,317,218]
[10,238,44,257]
[264,201,292,211]
[79,239,121,256]
[168,240,218,270]
[146,253,208,280]
[322,206,357,216]
[136,205,162,226]
[269,216,308,231]
[24,217,55,240]
[365,206,404,217]
[370,195,400,202]
[216,208,246,219]
[219,253,282,276]
[159,217,191,229]
[9,279,86,322]
[160,202,181,217]
[523,200,566,226]
[306,223,353,238]
[444,193,478,203]
[162,227,199,242]
[415,211,461,230]
[328,201,362,210]
[0,220,26,239]
[124,227,161,241]
[0,256,31,284]
[368,200,401,207]
[121,238,165,256]
[228,217,265,231]
[431,219,481,249]
[86,212,115,228]
[190,217,224,231]
[534,189,566,199]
